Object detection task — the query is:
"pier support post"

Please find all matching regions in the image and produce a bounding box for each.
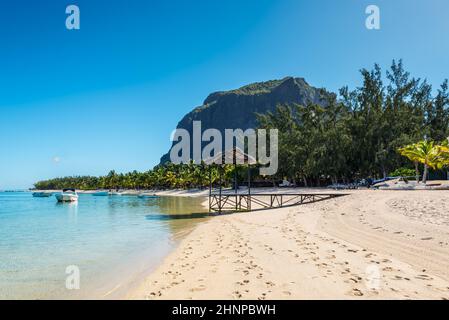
[218,166,222,214]
[247,163,251,211]
[208,166,212,213]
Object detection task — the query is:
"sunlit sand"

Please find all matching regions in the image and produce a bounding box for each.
[129,189,449,300]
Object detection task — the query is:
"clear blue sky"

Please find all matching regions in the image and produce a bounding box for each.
[1,0,448,189]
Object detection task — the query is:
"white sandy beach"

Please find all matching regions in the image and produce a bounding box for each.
[129,189,449,300]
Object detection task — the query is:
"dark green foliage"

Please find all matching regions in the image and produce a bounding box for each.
[34,163,237,190]
[389,168,416,178]
[257,60,448,185]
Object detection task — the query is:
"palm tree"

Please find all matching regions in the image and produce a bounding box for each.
[398,140,449,184]
[442,139,449,180]
[398,144,422,182]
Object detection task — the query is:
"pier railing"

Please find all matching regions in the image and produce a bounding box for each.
[209,193,346,213]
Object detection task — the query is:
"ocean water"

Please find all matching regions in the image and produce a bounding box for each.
[0,192,208,299]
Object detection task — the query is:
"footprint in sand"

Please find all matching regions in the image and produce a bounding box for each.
[350,288,364,296]
[190,285,206,292]
[415,274,433,281]
[348,277,359,284]
[149,291,162,298]
[258,293,267,300]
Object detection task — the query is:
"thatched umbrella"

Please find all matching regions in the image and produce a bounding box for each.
[204,147,257,212]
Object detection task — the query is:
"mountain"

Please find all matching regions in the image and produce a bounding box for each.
[159,76,330,164]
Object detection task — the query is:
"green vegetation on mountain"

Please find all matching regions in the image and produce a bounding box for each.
[225,79,285,95]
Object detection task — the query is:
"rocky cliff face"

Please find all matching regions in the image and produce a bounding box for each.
[160,77,329,164]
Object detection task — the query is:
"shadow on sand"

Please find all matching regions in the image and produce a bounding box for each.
[145,212,209,221]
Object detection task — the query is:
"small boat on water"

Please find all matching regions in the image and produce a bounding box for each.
[92,191,109,196]
[55,189,79,202]
[33,192,52,198]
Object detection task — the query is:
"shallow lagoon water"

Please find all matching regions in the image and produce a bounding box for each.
[0,192,207,299]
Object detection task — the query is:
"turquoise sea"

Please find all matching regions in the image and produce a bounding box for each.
[0,192,207,299]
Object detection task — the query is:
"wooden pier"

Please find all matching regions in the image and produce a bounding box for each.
[205,148,347,214]
[209,192,346,213]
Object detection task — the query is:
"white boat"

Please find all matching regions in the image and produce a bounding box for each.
[33,192,52,198]
[92,191,109,196]
[55,189,79,202]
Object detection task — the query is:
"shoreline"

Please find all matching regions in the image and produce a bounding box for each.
[94,190,211,300]
[128,189,449,300]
